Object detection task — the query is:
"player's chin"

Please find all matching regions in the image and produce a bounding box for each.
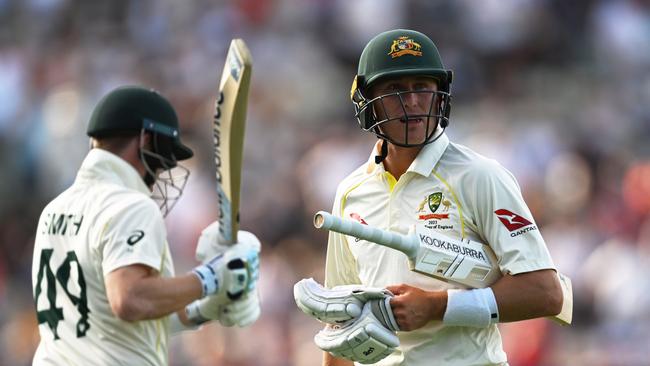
[396,124,427,143]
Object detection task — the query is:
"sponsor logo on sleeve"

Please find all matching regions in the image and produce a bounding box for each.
[494,209,537,237]
[127,230,145,246]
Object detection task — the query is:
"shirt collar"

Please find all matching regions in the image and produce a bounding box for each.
[76,148,151,195]
[409,133,450,176]
[365,133,450,177]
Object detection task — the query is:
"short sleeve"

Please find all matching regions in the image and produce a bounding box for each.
[100,198,167,276]
[324,187,362,288]
[467,160,556,275]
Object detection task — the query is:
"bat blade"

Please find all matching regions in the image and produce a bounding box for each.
[314,210,573,325]
[214,39,252,245]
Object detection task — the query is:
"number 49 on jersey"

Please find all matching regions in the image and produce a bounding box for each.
[34,248,91,340]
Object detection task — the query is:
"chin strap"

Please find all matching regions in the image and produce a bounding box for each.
[375,139,389,164]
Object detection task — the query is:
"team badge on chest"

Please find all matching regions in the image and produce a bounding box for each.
[416,192,455,231]
[417,192,451,221]
[428,192,442,212]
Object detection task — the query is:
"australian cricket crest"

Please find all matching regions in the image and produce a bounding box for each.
[428,192,442,212]
[388,36,423,58]
[417,192,453,230]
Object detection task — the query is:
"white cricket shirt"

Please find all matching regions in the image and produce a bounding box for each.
[32,149,174,366]
[325,134,556,366]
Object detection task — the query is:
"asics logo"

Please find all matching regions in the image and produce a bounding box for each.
[127,230,145,246]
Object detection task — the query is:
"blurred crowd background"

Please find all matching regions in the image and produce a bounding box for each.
[1,0,650,365]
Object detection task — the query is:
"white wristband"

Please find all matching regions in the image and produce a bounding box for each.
[443,288,499,328]
[192,265,220,297]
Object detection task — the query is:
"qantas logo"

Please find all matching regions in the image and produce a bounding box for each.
[494,209,533,231]
[349,213,368,225]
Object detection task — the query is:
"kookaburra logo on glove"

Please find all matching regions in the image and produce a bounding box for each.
[293,278,400,364]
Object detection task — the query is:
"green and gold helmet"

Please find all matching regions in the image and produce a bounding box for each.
[87,86,193,164]
[351,29,453,147]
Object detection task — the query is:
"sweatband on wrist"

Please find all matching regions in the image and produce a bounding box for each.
[192,265,219,297]
[443,288,499,328]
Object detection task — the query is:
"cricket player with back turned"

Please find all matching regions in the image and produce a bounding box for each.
[294,29,564,365]
[31,86,261,365]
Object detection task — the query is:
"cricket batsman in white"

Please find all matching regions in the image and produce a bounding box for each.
[31,86,261,365]
[294,29,564,365]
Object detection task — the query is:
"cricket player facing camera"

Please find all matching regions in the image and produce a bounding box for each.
[31,86,261,365]
[294,29,564,365]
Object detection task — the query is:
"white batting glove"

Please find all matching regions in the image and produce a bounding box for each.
[315,301,399,364]
[195,221,261,263]
[294,278,393,324]
[184,288,260,328]
[217,289,261,327]
[192,222,261,301]
[185,295,222,325]
[186,223,261,327]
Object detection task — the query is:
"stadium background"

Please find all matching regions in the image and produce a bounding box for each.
[1,0,649,365]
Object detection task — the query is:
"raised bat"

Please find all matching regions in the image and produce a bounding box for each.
[213,39,252,245]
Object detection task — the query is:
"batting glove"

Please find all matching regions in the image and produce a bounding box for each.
[294,278,393,324]
[192,222,261,301]
[217,289,261,327]
[315,301,399,364]
[185,286,261,327]
[186,225,261,327]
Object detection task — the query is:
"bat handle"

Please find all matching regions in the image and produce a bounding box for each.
[314,211,417,258]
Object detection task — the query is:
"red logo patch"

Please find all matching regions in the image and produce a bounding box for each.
[494,209,533,231]
[349,213,368,225]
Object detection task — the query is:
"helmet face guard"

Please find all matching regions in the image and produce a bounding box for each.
[147,161,189,218]
[352,84,451,147]
[139,120,190,217]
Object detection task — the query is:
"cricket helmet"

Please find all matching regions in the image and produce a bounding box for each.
[87,86,193,163]
[351,29,453,147]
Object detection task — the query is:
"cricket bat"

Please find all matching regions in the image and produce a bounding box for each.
[213,39,252,245]
[314,211,573,325]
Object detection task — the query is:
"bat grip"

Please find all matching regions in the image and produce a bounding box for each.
[314,211,417,258]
